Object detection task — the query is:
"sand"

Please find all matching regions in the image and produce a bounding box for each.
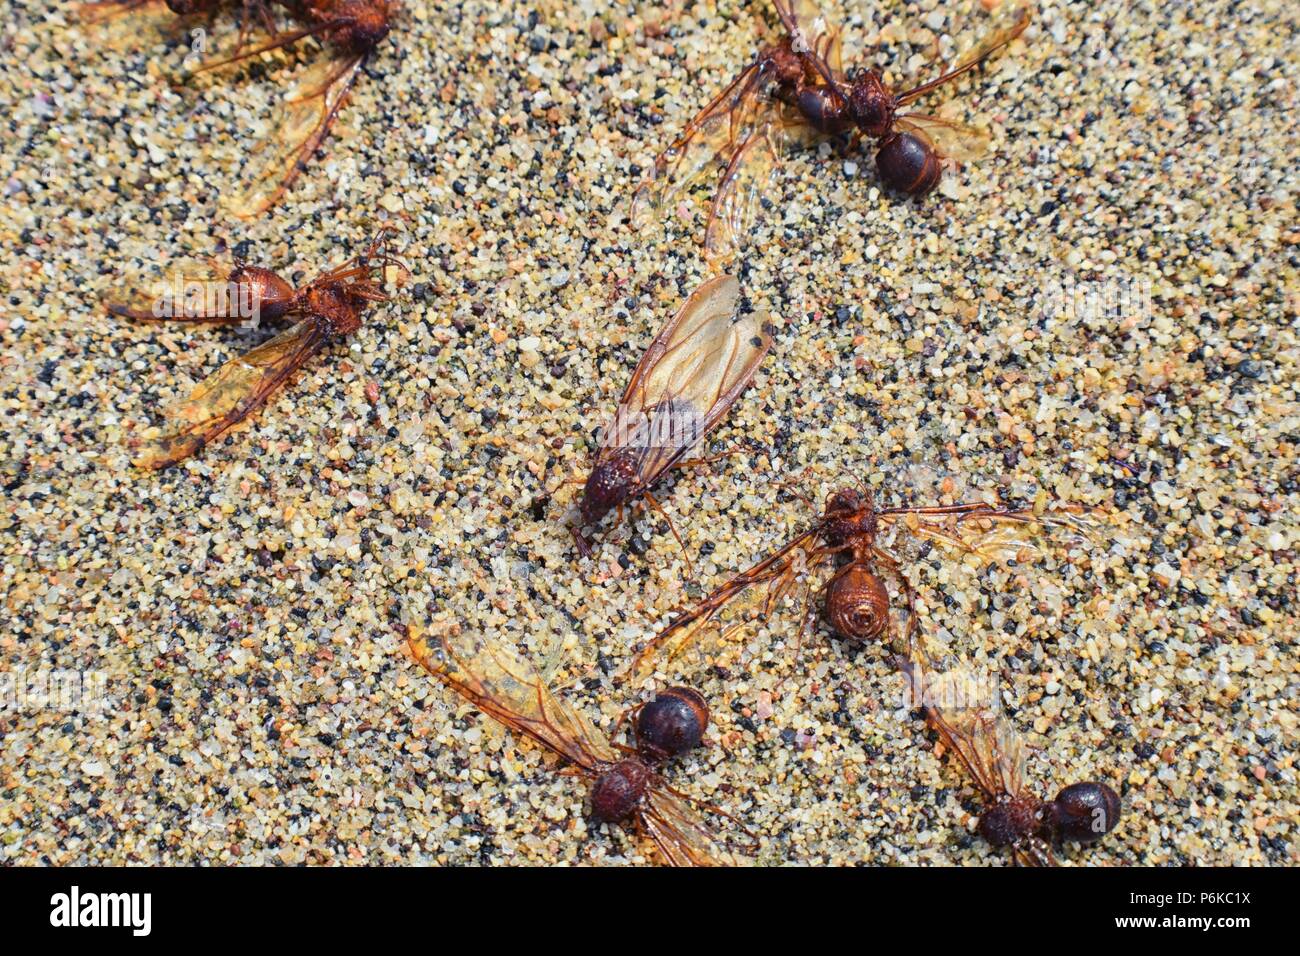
[0,0,1295,865]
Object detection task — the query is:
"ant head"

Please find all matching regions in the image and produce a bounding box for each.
[826,487,871,515]
[335,1,394,49]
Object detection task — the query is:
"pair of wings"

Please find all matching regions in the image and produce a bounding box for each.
[592,274,772,498]
[625,497,1096,683]
[132,316,330,469]
[631,1,1031,259]
[897,641,1057,867]
[406,623,748,867]
[78,0,368,218]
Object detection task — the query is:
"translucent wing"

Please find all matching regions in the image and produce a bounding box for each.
[893,112,992,162]
[896,6,1032,106]
[626,526,825,683]
[407,624,618,771]
[74,0,197,53]
[899,649,1025,802]
[106,257,255,324]
[134,317,326,469]
[641,788,751,866]
[704,114,820,262]
[222,52,365,218]
[597,274,772,492]
[879,500,1097,568]
[631,62,779,237]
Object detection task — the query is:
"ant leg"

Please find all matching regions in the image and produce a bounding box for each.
[675,445,747,469]
[870,545,920,656]
[641,492,694,580]
[572,526,593,558]
[770,466,817,511]
[611,701,645,750]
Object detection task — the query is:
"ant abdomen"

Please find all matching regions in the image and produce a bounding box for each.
[795,86,853,136]
[229,265,295,322]
[875,132,942,196]
[823,564,891,642]
[590,758,652,823]
[1050,782,1121,843]
[636,686,709,762]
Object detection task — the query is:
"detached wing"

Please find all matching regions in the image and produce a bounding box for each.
[222,52,366,218]
[75,0,197,53]
[703,114,819,261]
[899,649,1026,803]
[626,525,824,683]
[879,500,1097,567]
[134,317,326,469]
[641,788,752,867]
[631,61,779,237]
[597,274,771,493]
[893,113,992,163]
[407,623,617,771]
[896,6,1032,107]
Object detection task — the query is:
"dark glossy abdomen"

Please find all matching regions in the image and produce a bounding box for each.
[876,132,942,196]
[636,687,709,762]
[1051,782,1121,843]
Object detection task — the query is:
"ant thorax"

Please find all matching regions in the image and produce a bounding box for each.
[309,285,363,336]
[978,794,1048,849]
[823,490,879,549]
[311,0,392,50]
[847,72,895,139]
[590,758,652,823]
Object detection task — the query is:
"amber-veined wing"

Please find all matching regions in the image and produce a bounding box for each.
[895,5,1032,107]
[900,648,1023,798]
[106,257,254,323]
[597,274,771,496]
[406,623,617,771]
[893,112,992,163]
[877,499,1098,568]
[899,646,1058,867]
[220,51,367,218]
[625,525,826,683]
[74,0,199,52]
[134,316,327,469]
[703,113,821,261]
[641,787,751,866]
[630,60,779,244]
